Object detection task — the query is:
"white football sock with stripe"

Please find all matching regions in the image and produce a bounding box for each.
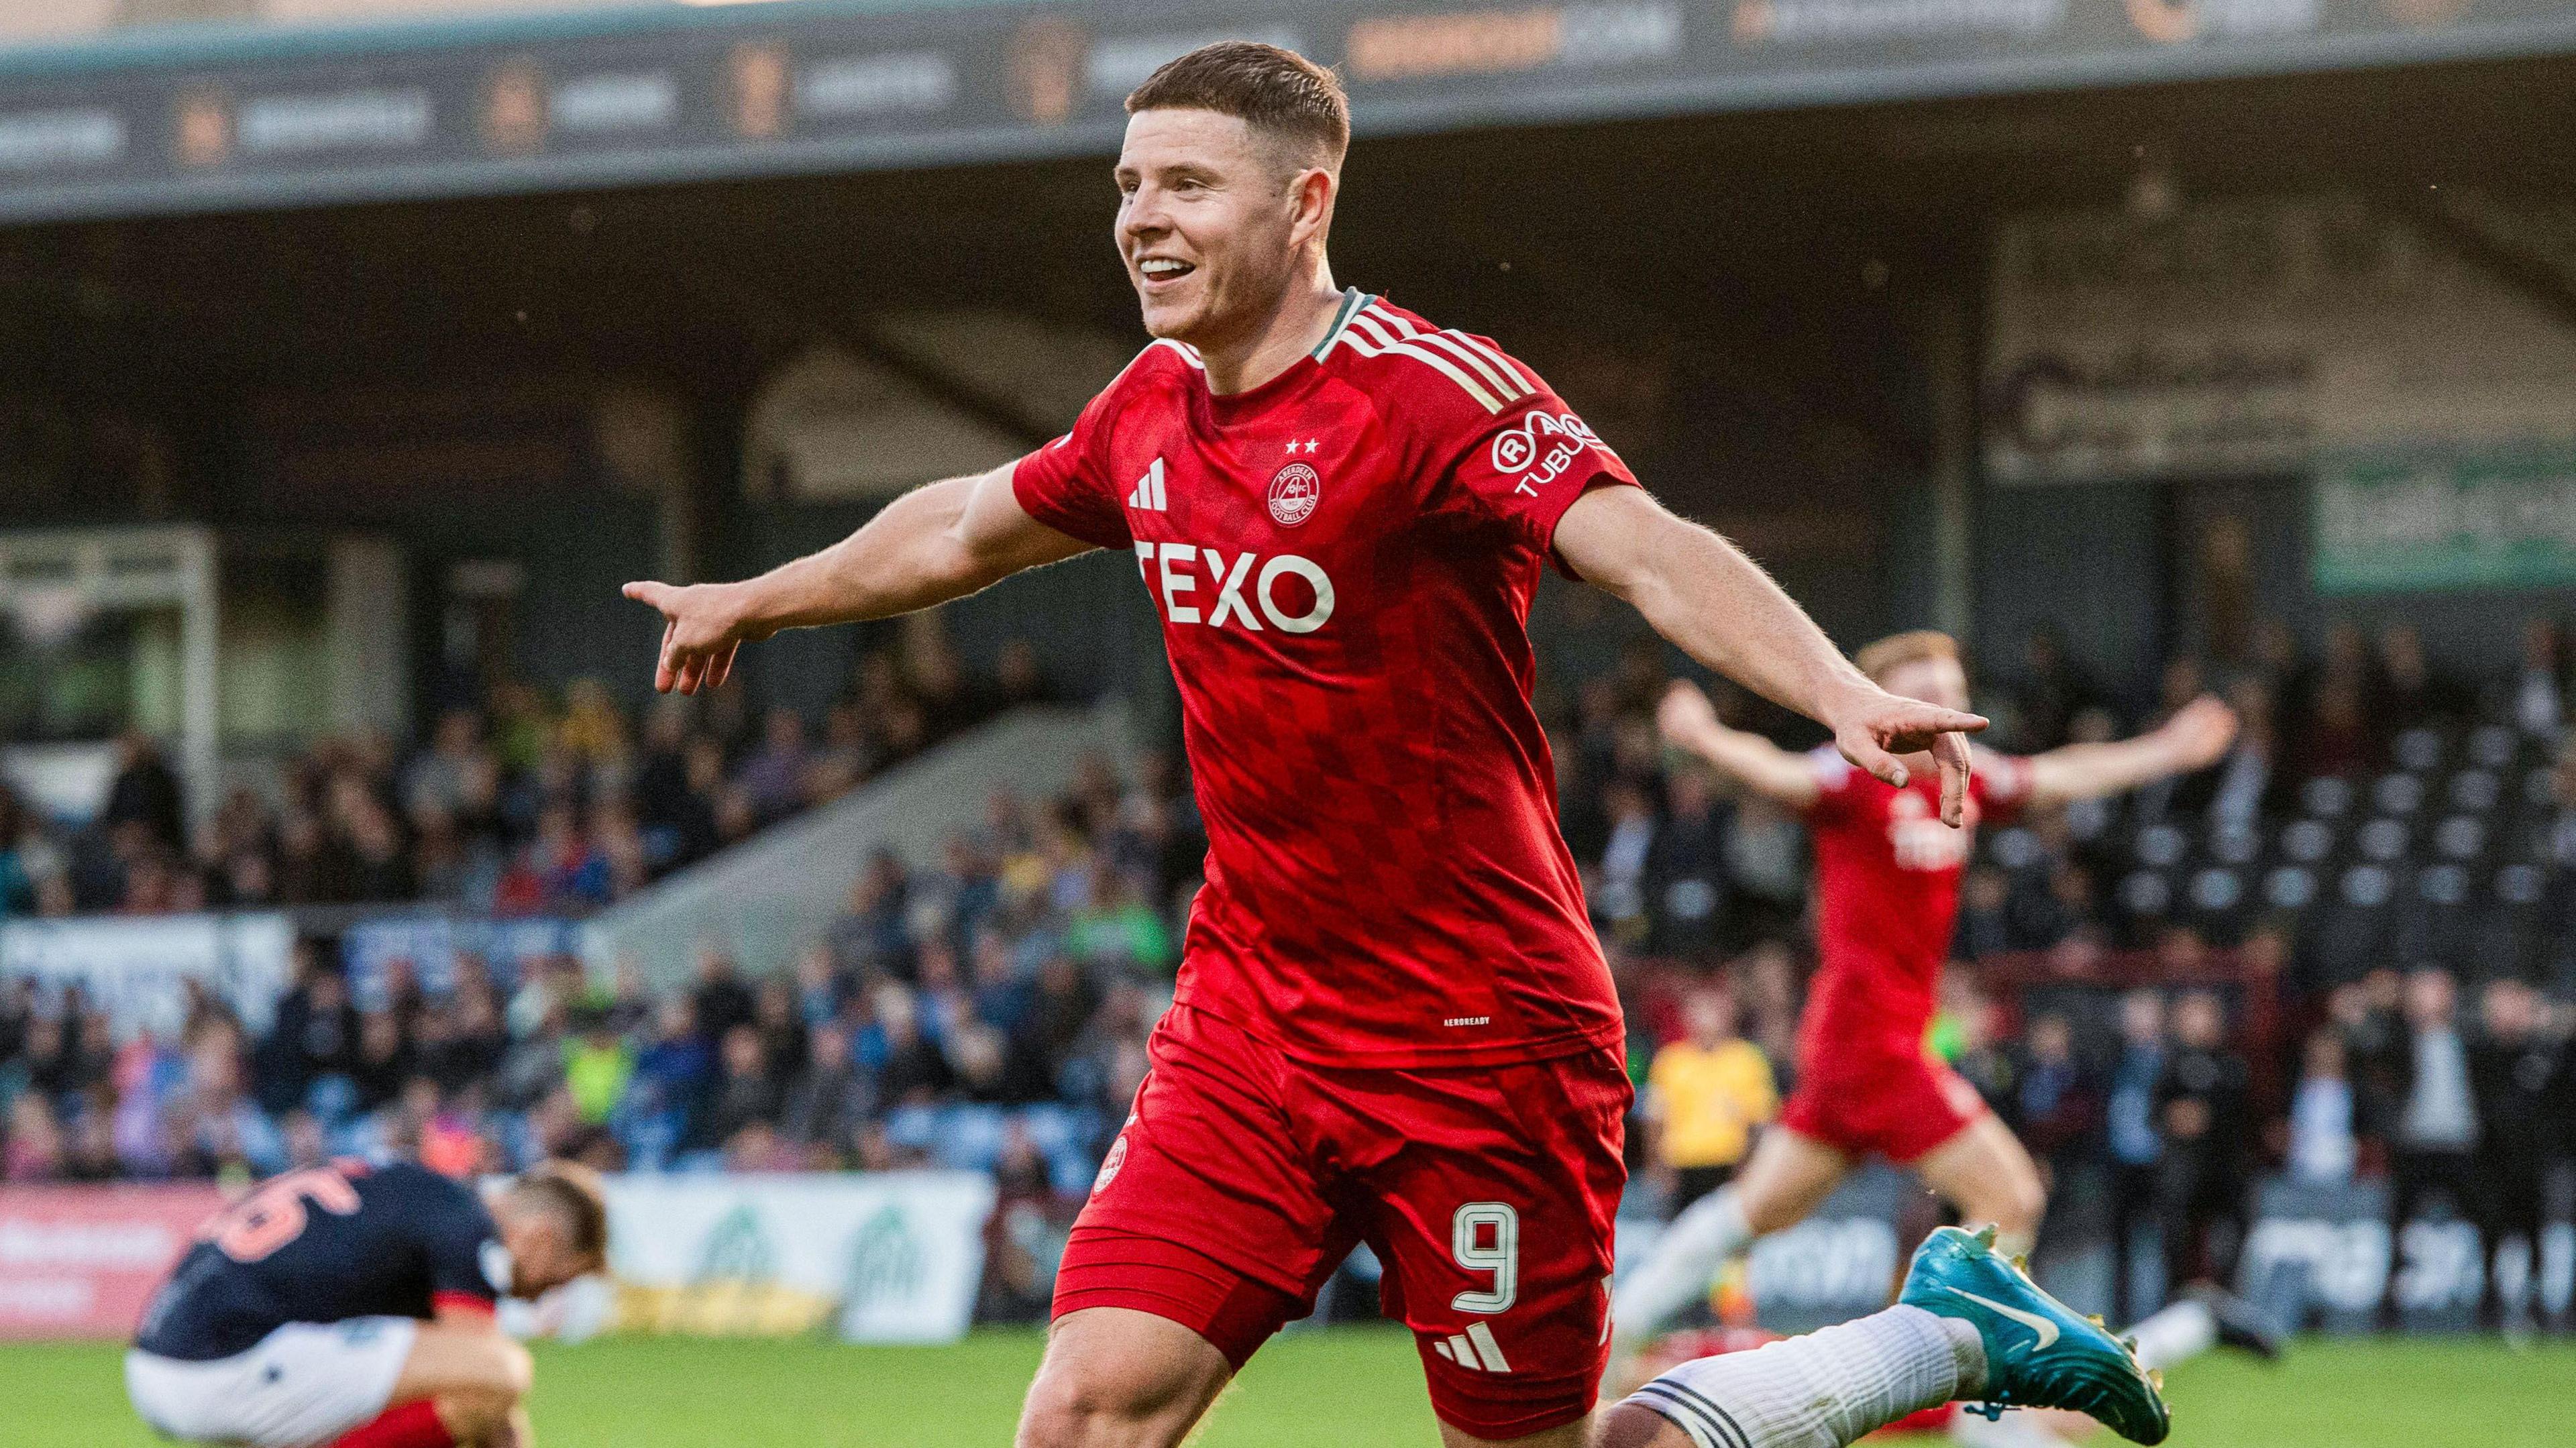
[1623,1304,1986,1448]
[1613,1187,1756,1349]
[2125,1299,2216,1373]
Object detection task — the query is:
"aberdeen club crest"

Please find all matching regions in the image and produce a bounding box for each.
[1267,462,1320,526]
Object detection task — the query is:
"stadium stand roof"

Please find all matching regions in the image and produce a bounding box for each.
[1,0,2574,222]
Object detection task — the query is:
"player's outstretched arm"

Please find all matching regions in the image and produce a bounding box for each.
[1555,486,1988,824]
[1655,680,1821,809]
[2024,694,2239,807]
[623,462,1093,694]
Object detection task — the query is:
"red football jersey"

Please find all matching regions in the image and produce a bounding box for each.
[1013,289,1633,1068]
[1799,746,2031,1049]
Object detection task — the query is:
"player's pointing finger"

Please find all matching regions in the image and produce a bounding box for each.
[1933,732,1973,827]
[1914,707,1989,736]
[1871,702,1991,759]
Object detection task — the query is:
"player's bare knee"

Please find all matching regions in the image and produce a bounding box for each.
[1986,1172,2047,1236]
[1442,1417,1589,1448]
[1018,1388,1153,1448]
[1741,1177,1830,1237]
[1020,1308,1225,1448]
[435,1387,517,1445]
[1589,1401,1693,1448]
[1739,1191,1800,1237]
[472,1336,534,1402]
[1014,1387,1086,1448]
[1960,1187,2043,1241]
[2008,1178,2049,1233]
[1018,1367,1179,1448]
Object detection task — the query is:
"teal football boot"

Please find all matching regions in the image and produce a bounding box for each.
[1899,1225,2171,1445]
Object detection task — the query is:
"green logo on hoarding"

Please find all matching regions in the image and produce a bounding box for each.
[695,1205,778,1284]
[2315,448,2576,594]
[845,1205,925,1311]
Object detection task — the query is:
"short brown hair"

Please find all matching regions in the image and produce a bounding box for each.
[1853,630,1959,686]
[513,1161,609,1264]
[1126,42,1349,166]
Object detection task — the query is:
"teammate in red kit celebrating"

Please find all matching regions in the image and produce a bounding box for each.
[1611,632,2237,1370]
[627,43,2169,1448]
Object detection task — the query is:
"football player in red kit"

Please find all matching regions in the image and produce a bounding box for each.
[627,42,2169,1448]
[1612,632,2235,1370]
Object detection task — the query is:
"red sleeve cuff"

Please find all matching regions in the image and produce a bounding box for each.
[433,1290,498,1317]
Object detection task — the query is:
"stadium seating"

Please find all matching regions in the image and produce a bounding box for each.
[1984,720,2568,989]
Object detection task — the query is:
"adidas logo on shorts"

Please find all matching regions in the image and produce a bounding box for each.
[1429,1322,1511,1373]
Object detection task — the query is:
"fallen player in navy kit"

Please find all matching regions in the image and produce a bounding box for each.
[127,1158,607,1448]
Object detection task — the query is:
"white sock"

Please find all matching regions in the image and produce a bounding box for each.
[1624,1304,1986,1448]
[2493,1238,2533,1318]
[2125,1298,2216,1373]
[1613,1187,1756,1349]
[1990,1227,2037,1264]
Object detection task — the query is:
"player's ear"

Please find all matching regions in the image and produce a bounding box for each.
[1286,168,1332,252]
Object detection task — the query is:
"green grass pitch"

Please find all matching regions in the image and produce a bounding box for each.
[8,1329,2569,1446]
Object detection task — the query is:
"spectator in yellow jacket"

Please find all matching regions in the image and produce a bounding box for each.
[1645,985,1778,1215]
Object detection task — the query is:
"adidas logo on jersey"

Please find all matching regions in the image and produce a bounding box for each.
[1429,1322,1513,1374]
[1127,457,1167,512]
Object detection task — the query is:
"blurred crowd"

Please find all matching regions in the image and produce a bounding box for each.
[5,604,2576,1329]
[0,616,1061,921]
[0,744,1203,1287]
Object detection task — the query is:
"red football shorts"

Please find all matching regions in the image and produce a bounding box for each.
[1778,1035,1989,1165]
[1055,1003,1631,1441]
